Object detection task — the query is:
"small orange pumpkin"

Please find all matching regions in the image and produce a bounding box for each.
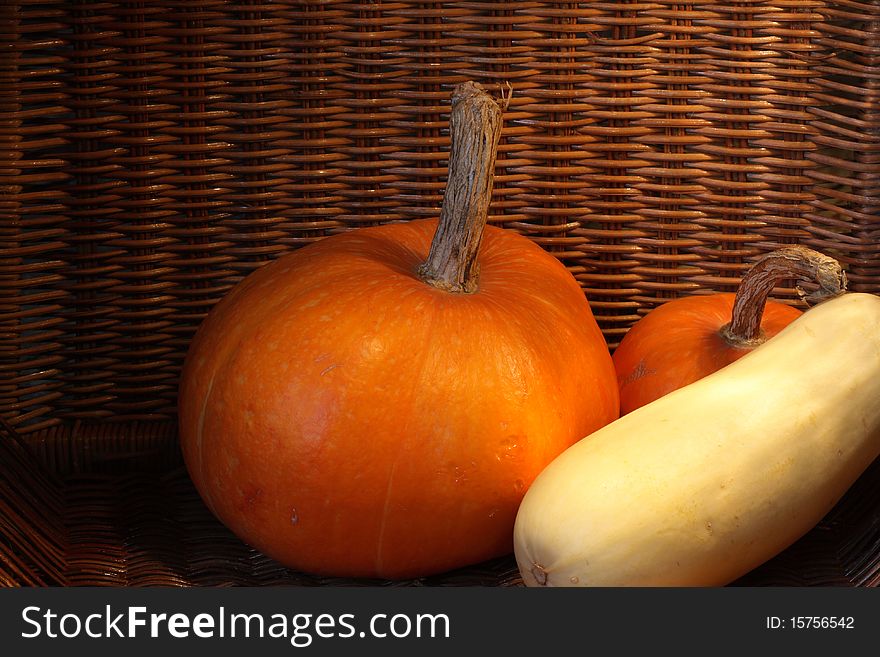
[178,83,619,579]
[612,247,846,415]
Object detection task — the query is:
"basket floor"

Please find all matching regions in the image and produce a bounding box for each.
[59,467,523,587]
[4,424,880,587]
[57,461,880,587]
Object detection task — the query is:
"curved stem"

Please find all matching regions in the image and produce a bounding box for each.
[720,246,847,347]
[418,82,507,293]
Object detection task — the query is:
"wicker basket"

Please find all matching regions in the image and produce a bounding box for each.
[2,0,879,587]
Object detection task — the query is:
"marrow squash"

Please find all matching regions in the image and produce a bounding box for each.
[513,292,880,587]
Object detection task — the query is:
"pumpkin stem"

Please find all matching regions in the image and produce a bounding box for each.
[418,82,507,293]
[720,246,847,347]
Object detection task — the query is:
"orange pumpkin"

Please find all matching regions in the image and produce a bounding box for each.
[612,247,846,415]
[177,83,619,579]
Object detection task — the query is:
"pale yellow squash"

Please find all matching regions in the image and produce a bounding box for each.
[513,292,880,587]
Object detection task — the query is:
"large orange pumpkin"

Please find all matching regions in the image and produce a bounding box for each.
[178,83,619,579]
[612,246,846,415]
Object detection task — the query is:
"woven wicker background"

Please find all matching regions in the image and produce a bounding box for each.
[2,0,879,586]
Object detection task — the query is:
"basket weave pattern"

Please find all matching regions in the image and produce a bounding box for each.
[2,1,879,586]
